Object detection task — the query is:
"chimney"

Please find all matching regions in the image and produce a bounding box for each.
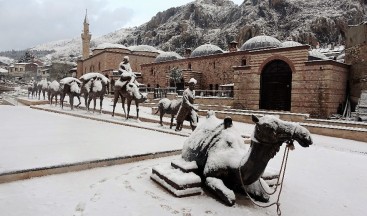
[185,48,192,58]
[229,41,238,52]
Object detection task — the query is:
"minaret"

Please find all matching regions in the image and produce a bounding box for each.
[81,9,91,60]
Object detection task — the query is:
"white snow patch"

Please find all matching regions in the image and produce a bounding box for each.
[92,79,103,92]
[80,72,109,84]
[60,77,81,84]
[206,177,236,201]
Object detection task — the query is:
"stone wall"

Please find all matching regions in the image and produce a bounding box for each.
[346,23,367,106]
[77,50,157,78]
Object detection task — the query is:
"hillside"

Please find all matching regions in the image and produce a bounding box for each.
[20,0,367,60]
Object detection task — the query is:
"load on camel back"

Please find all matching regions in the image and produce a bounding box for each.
[151,111,313,210]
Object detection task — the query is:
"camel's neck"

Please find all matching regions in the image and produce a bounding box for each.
[239,140,280,185]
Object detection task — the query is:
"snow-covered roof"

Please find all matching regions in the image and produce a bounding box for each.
[309,50,328,60]
[336,53,345,63]
[94,43,128,50]
[282,41,303,48]
[130,45,159,53]
[219,83,234,87]
[190,43,224,58]
[240,35,282,51]
[154,52,183,63]
[0,68,8,73]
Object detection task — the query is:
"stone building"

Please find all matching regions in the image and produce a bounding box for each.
[77,16,356,118]
[140,36,349,118]
[76,43,160,81]
[345,22,367,108]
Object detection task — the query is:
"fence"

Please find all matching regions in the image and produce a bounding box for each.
[139,87,177,99]
[137,87,234,99]
[177,90,234,98]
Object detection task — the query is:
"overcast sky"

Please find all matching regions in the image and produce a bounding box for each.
[0,0,243,51]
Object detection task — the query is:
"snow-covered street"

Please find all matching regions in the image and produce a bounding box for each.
[0,105,366,216]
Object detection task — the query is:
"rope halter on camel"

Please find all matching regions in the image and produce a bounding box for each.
[238,125,299,216]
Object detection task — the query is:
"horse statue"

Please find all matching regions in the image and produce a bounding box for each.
[37,79,48,100]
[182,112,313,206]
[112,78,147,120]
[59,77,82,110]
[49,80,60,106]
[79,73,109,113]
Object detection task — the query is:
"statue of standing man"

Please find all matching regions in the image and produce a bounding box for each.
[175,78,199,131]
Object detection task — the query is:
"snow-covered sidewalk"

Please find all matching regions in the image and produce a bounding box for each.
[0,106,186,173]
[1,104,367,216]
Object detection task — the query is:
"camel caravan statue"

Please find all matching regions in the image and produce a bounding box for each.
[59,77,82,110]
[79,72,109,113]
[181,112,313,206]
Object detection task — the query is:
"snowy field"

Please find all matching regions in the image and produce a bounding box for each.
[0,104,367,215]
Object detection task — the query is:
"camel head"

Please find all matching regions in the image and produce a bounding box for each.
[251,115,313,148]
[126,83,147,103]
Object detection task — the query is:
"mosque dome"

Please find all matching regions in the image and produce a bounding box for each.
[190,43,224,58]
[95,43,128,50]
[282,41,303,48]
[130,45,159,53]
[155,52,183,63]
[240,35,282,51]
[308,50,328,60]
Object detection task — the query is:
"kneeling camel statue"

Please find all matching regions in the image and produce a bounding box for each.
[182,112,313,206]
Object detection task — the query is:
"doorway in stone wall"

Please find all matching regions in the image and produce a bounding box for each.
[260,60,292,111]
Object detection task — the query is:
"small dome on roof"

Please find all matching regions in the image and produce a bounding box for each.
[155,52,183,63]
[240,35,282,51]
[190,43,224,58]
[95,43,127,50]
[130,45,158,53]
[282,41,303,48]
[309,50,328,60]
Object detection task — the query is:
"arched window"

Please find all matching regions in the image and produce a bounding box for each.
[213,61,216,69]
[188,63,192,70]
[241,59,247,66]
[98,62,101,71]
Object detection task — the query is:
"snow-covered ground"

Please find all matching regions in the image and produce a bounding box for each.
[0,104,366,216]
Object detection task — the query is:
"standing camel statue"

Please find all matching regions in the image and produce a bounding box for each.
[155,98,182,129]
[27,81,37,98]
[112,79,147,120]
[59,77,82,110]
[87,77,108,113]
[37,79,48,100]
[49,80,60,106]
[182,112,313,206]
[79,72,109,111]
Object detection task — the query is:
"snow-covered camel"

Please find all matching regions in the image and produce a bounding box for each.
[49,80,60,106]
[59,77,82,110]
[87,77,108,113]
[155,98,182,129]
[27,81,37,98]
[79,73,109,112]
[37,79,48,100]
[112,79,147,120]
[182,112,313,206]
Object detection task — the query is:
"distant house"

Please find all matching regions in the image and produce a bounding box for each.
[8,62,38,80]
